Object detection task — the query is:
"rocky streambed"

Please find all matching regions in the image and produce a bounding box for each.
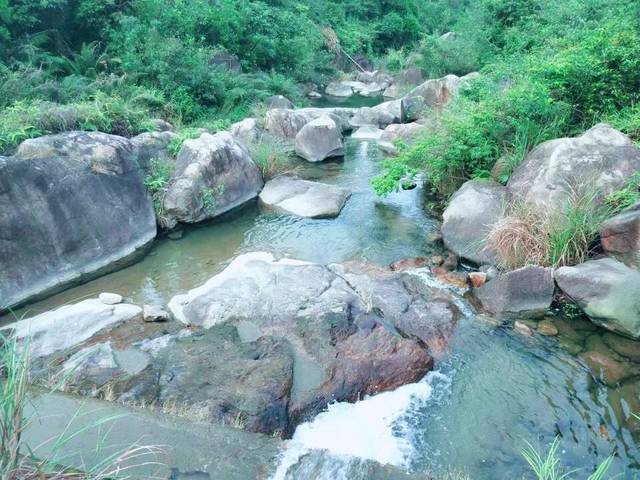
[2,71,640,479]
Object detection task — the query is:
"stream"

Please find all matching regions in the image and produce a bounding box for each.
[6,112,640,478]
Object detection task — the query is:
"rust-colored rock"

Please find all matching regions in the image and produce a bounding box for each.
[389,257,429,271]
[469,271,487,288]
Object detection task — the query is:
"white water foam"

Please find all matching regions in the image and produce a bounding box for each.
[271,371,449,480]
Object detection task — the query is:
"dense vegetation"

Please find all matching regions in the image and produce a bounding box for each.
[0,0,463,153]
[373,0,640,198]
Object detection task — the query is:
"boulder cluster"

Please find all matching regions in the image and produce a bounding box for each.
[439,123,640,339]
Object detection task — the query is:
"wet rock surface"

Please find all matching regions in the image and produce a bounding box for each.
[555,258,640,338]
[473,266,554,317]
[259,176,351,218]
[166,252,458,431]
[12,253,461,438]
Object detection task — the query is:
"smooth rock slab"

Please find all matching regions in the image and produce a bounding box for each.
[441,180,506,265]
[507,124,640,215]
[1,132,156,310]
[259,176,351,218]
[294,116,344,162]
[2,298,142,358]
[555,258,640,338]
[473,266,554,317]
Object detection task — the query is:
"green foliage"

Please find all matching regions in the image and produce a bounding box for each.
[144,157,173,215]
[522,437,613,480]
[202,184,225,212]
[246,136,298,180]
[0,333,29,475]
[168,128,203,157]
[0,94,152,153]
[375,1,640,198]
[605,173,640,211]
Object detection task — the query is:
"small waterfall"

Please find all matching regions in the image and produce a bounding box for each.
[271,371,450,479]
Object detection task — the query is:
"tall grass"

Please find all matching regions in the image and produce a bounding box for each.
[246,135,298,179]
[0,334,29,475]
[522,437,613,480]
[0,333,163,479]
[485,185,614,269]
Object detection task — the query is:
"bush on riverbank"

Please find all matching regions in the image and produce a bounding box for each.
[373,0,640,198]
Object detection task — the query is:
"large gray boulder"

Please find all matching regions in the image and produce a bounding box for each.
[473,266,555,317]
[294,116,344,162]
[441,180,506,265]
[383,68,424,99]
[555,258,640,338]
[265,95,294,109]
[130,130,177,174]
[168,252,458,429]
[162,132,263,228]
[407,73,477,109]
[507,124,640,214]
[601,202,640,269]
[378,122,424,155]
[350,100,402,128]
[0,132,156,309]
[230,117,262,147]
[325,81,354,98]
[259,176,351,218]
[2,298,142,358]
[265,108,356,139]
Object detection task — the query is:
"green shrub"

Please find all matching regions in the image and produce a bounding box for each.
[246,136,298,179]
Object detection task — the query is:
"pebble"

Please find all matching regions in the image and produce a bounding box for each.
[99,292,123,305]
[514,320,534,337]
[143,304,170,322]
[537,319,559,336]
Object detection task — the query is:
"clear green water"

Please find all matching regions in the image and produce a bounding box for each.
[7,132,640,479]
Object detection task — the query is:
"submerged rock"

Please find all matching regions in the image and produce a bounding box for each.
[601,202,640,270]
[162,132,263,228]
[507,124,640,214]
[0,132,156,310]
[294,116,344,162]
[580,350,630,386]
[441,180,506,265]
[284,450,420,480]
[473,266,554,317]
[259,176,351,218]
[555,258,640,339]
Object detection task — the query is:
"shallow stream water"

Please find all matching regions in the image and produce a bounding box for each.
[7,111,640,478]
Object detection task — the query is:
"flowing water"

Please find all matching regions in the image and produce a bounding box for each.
[7,117,640,478]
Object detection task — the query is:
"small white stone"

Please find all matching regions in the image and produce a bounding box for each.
[143,304,170,322]
[99,292,123,305]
